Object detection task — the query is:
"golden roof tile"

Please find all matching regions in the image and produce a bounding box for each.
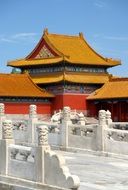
[31,71,110,84]
[64,72,109,84]
[31,73,64,84]
[0,73,53,98]
[45,32,121,66]
[7,29,121,68]
[8,57,63,67]
[87,78,128,100]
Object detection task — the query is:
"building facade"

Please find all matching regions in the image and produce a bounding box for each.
[0,73,53,114]
[87,78,128,121]
[8,29,121,114]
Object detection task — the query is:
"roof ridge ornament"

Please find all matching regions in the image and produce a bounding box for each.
[43,28,48,35]
[79,32,84,39]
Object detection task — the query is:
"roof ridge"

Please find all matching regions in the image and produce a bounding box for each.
[43,28,80,38]
[47,33,80,39]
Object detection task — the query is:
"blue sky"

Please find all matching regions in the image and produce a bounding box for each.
[0,0,128,76]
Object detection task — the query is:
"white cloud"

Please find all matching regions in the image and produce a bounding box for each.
[94,0,106,8]
[0,37,16,43]
[0,32,38,43]
[103,36,128,41]
[93,34,128,41]
[12,33,37,39]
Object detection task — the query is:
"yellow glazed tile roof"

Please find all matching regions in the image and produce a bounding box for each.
[31,72,110,84]
[65,72,109,84]
[7,29,121,68]
[45,32,120,66]
[87,78,128,100]
[8,57,63,67]
[31,73,64,84]
[0,73,53,98]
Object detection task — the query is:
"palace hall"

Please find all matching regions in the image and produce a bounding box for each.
[5,29,127,121]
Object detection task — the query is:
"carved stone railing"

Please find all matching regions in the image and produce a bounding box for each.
[69,124,97,137]
[48,124,60,134]
[9,144,34,162]
[109,122,128,130]
[12,120,28,131]
[0,120,80,189]
[105,128,128,142]
[51,107,87,125]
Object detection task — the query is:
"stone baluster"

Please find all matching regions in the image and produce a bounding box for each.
[27,104,38,144]
[78,112,85,125]
[99,110,107,126]
[0,103,6,139]
[96,110,107,151]
[0,103,5,116]
[35,125,50,183]
[29,104,37,119]
[60,107,72,150]
[0,119,14,175]
[38,125,49,146]
[2,120,13,139]
[106,110,112,126]
[63,106,71,121]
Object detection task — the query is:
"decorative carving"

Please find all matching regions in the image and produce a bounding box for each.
[51,110,62,124]
[63,107,71,121]
[11,148,19,159]
[19,149,31,161]
[38,125,48,146]
[0,103,5,116]
[13,121,27,131]
[2,120,13,139]
[29,105,37,118]
[49,125,60,133]
[35,45,54,59]
[99,110,106,126]
[78,112,86,125]
[107,131,113,139]
[118,132,126,141]
[106,110,112,125]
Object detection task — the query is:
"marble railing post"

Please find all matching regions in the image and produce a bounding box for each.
[35,125,50,183]
[106,110,112,126]
[78,112,85,125]
[0,103,6,139]
[0,120,14,175]
[27,105,38,144]
[60,107,72,150]
[35,124,80,189]
[96,110,107,151]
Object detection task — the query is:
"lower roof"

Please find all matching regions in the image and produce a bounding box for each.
[0,73,54,98]
[31,71,110,84]
[87,78,128,100]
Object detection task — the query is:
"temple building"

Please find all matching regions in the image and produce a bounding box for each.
[8,29,121,114]
[87,78,128,121]
[0,73,53,114]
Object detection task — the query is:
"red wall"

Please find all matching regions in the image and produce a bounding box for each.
[3,102,52,114]
[51,95,64,111]
[51,94,88,112]
[87,101,97,117]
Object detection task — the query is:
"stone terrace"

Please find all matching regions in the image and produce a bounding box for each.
[57,150,128,190]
